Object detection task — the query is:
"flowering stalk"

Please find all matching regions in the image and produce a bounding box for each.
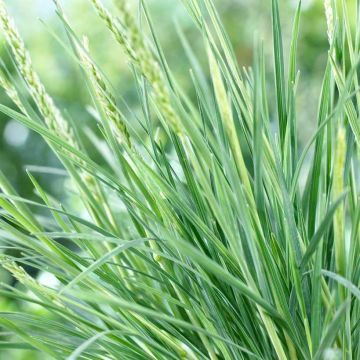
[78,38,132,147]
[333,126,346,277]
[0,0,78,150]
[0,1,123,238]
[0,68,27,114]
[324,0,334,45]
[89,0,182,135]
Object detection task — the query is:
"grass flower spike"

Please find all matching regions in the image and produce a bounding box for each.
[324,0,334,45]
[333,126,346,277]
[0,68,26,113]
[90,0,183,135]
[78,38,132,147]
[0,0,78,149]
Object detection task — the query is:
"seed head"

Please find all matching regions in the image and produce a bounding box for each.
[90,0,182,135]
[78,38,131,147]
[0,0,78,149]
[0,68,27,113]
[324,0,334,45]
[0,255,37,287]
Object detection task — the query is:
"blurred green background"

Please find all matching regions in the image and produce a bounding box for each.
[0,0,354,358]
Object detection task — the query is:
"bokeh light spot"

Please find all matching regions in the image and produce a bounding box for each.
[3,120,30,147]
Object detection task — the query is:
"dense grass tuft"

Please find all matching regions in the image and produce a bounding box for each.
[0,0,359,359]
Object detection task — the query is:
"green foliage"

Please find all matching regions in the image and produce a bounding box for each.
[0,0,359,359]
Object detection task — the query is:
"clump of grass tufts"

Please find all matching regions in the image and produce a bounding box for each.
[0,0,359,359]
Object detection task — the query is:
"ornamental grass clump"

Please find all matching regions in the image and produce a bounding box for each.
[0,0,359,359]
